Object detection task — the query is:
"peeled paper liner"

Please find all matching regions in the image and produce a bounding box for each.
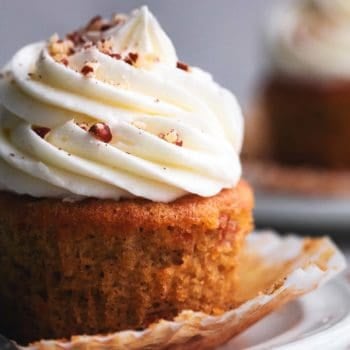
[21,231,346,350]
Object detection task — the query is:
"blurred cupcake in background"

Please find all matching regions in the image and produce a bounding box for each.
[244,0,350,196]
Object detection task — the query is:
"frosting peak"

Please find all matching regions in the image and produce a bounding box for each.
[0,7,243,202]
[107,6,178,68]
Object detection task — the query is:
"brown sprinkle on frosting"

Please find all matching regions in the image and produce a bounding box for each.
[97,38,113,54]
[159,129,183,147]
[47,13,167,71]
[76,122,89,131]
[177,61,190,72]
[101,24,113,32]
[66,31,86,46]
[109,53,122,60]
[86,15,103,31]
[81,65,94,76]
[32,126,51,139]
[60,58,69,66]
[112,13,128,26]
[128,52,139,64]
[48,34,74,62]
[81,61,100,77]
[89,123,113,143]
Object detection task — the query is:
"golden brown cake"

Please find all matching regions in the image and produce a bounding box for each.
[0,180,253,344]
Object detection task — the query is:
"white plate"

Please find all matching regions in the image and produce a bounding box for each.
[254,193,350,231]
[221,275,350,350]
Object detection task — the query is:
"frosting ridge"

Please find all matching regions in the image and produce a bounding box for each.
[0,6,243,202]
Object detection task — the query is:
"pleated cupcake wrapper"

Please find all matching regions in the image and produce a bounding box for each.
[20,231,346,350]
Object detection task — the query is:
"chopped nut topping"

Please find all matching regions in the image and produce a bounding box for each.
[177,61,190,72]
[97,38,113,54]
[86,15,103,31]
[101,24,113,31]
[81,61,100,77]
[124,58,133,65]
[76,122,89,131]
[128,52,138,64]
[48,13,150,71]
[123,52,139,66]
[89,123,113,143]
[112,13,128,26]
[66,31,86,45]
[109,53,122,60]
[83,42,94,50]
[48,34,74,62]
[68,47,75,55]
[159,129,183,147]
[32,126,51,139]
[81,65,94,76]
[60,58,69,66]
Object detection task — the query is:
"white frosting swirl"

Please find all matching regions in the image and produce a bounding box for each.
[268,0,350,80]
[0,6,243,202]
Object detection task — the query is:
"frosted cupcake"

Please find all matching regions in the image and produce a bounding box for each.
[0,7,253,344]
[244,0,350,194]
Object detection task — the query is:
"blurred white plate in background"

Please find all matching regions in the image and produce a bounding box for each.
[221,275,350,349]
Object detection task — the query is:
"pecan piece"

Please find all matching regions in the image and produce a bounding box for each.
[89,123,112,143]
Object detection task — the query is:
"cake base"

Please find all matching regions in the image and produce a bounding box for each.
[0,181,253,344]
[21,231,346,350]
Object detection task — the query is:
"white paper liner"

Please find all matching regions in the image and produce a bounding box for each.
[20,231,346,350]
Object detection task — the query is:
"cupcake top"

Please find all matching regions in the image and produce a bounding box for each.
[0,6,243,202]
[268,0,350,80]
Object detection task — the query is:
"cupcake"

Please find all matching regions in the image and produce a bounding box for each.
[244,0,350,194]
[0,6,253,344]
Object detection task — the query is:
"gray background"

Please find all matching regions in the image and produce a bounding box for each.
[0,0,281,107]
